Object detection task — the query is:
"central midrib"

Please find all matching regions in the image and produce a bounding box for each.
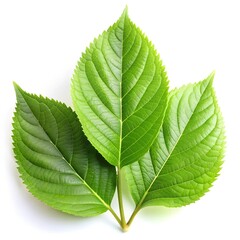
[118,14,126,167]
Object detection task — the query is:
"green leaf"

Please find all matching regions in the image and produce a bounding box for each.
[126,73,225,210]
[71,8,168,167]
[13,84,116,217]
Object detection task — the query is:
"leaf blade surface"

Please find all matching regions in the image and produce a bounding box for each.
[13,84,116,216]
[126,74,225,208]
[71,9,168,167]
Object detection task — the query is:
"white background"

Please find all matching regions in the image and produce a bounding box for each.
[0,0,239,239]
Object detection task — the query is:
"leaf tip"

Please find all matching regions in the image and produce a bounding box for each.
[13,81,19,90]
[208,70,215,84]
[120,5,129,20]
[13,82,23,98]
[201,71,216,89]
[123,5,128,14]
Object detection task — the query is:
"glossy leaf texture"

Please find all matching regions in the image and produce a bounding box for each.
[13,84,116,216]
[126,74,225,209]
[71,8,168,167]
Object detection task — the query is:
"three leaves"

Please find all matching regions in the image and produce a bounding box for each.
[12,8,225,231]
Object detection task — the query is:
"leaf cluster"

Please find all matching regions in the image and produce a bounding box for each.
[12,8,225,231]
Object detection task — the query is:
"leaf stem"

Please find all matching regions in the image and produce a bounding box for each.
[108,205,122,226]
[117,166,128,231]
[127,205,141,227]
